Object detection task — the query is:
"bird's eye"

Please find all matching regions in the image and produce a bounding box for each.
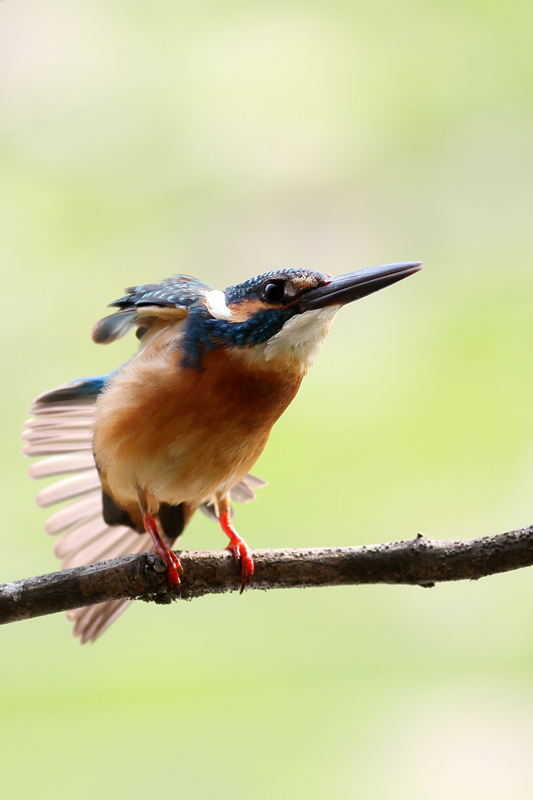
[261,280,286,303]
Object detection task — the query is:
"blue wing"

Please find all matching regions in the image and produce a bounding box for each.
[93,275,212,345]
[111,274,212,309]
[30,374,113,407]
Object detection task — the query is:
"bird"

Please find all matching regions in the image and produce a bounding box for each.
[23,261,422,642]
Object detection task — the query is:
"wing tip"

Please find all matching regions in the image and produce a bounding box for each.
[92,310,137,344]
[68,599,132,643]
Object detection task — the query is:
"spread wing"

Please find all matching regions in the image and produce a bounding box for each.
[22,376,151,643]
[92,274,212,345]
[23,374,266,643]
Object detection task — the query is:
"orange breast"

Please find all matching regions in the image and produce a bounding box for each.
[93,336,303,510]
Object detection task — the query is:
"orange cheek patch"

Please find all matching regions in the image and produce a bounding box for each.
[228,299,273,322]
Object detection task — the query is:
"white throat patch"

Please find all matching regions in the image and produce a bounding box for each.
[236,306,340,373]
[205,289,232,320]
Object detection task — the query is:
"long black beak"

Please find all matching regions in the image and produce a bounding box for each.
[300,262,423,311]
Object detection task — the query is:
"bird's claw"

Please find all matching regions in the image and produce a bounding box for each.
[219,510,254,592]
[225,538,254,593]
[153,544,183,588]
[144,510,183,588]
[165,549,184,588]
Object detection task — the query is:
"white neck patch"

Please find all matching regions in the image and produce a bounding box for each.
[205,289,232,320]
[236,306,340,373]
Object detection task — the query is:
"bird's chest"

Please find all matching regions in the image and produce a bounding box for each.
[164,353,300,469]
[94,348,302,504]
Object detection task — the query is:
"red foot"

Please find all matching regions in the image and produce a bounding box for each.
[220,511,254,592]
[144,512,183,588]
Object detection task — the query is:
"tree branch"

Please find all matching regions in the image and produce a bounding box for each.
[2,525,533,625]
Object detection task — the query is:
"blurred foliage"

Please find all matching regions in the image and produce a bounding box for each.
[1,1,533,798]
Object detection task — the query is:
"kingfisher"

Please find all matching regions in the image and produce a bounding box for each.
[22,261,421,642]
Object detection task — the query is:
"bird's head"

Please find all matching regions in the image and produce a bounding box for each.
[93,262,422,373]
[187,261,422,372]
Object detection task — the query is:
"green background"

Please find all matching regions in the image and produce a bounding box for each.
[2,1,533,797]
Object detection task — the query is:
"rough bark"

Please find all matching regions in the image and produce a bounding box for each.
[1,525,533,626]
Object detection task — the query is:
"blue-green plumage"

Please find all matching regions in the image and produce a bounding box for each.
[175,267,331,369]
[180,305,297,370]
[110,275,211,309]
[224,269,325,303]
[35,373,114,404]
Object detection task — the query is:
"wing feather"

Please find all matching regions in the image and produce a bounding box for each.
[22,429,94,444]
[24,368,267,642]
[70,600,133,644]
[29,454,96,480]
[24,384,156,642]
[239,474,268,490]
[22,441,94,456]
[54,516,112,559]
[36,473,102,508]
[24,415,94,430]
[230,474,268,504]
[30,405,95,416]
[45,495,102,536]
[61,527,148,570]
[92,273,212,345]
